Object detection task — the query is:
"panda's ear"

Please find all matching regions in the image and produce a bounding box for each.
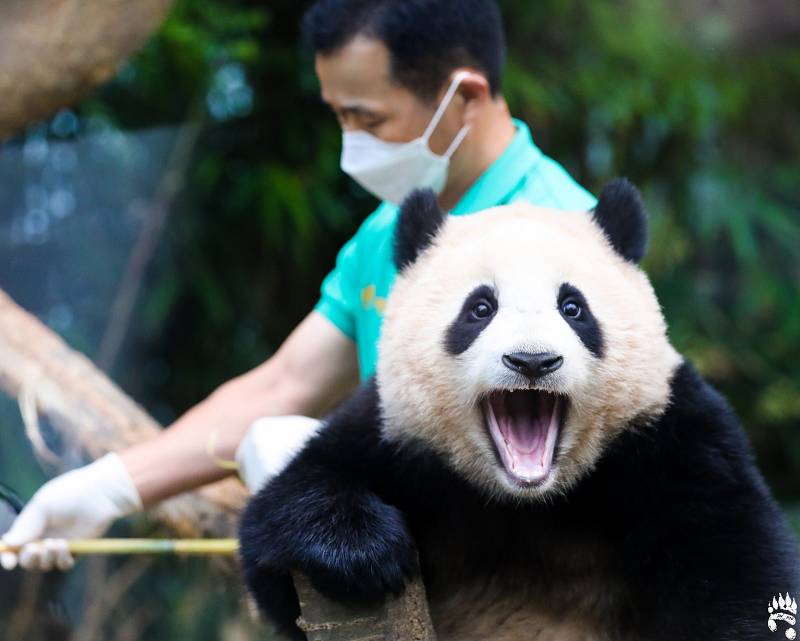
[394,189,447,271]
[592,178,648,263]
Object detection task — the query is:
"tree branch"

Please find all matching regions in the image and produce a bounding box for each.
[0,287,247,538]
[0,0,176,140]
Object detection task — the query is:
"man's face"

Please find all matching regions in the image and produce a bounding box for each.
[315,36,463,156]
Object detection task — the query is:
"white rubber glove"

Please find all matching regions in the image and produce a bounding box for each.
[236,415,323,493]
[0,452,142,571]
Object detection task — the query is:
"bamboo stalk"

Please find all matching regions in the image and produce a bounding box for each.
[0,538,239,556]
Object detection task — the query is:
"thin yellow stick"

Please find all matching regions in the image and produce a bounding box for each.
[0,538,239,556]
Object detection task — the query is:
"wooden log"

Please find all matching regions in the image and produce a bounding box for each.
[0,287,247,538]
[0,287,438,639]
[0,0,175,140]
[294,573,437,641]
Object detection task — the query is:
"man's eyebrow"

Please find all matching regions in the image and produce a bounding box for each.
[342,105,380,118]
[322,100,381,119]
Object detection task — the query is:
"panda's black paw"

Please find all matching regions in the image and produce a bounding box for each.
[297,497,419,604]
[239,482,418,609]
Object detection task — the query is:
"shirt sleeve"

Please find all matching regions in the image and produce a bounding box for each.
[533,157,597,211]
[313,222,363,341]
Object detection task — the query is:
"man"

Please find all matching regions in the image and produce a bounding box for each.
[1,0,594,572]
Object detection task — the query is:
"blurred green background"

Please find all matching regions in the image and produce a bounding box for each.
[0,1,798,639]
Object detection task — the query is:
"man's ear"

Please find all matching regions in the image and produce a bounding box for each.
[456,71,491,122]
[394,189,447,272]
[592,178,649,264]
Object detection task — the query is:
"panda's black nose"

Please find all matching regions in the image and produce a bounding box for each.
[502,351,563,379]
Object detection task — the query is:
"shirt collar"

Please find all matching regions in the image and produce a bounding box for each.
[451,118,542,215]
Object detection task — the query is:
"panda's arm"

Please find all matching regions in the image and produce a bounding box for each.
[238,379,418,634]
[602,362,800,640]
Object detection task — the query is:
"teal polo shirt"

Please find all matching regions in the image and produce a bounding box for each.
[314,118,596,381]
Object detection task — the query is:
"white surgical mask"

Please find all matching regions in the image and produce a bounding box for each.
[340,71,471,205]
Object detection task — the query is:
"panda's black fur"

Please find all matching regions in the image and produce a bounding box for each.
[239,180,800,641]
[393,188,448,271]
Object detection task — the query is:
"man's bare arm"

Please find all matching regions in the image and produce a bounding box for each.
[120,310,359,507]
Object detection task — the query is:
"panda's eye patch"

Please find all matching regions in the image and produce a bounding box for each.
[471,299,495,320]
[557,283,604,358]
[560,299,582,319]
[445,284,498,355]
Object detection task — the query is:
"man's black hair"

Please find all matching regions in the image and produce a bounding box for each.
[302,0,506,101]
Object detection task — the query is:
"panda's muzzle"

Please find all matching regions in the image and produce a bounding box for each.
[482,380,565,487]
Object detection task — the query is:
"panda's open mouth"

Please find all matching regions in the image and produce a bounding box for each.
[482,389,565,485]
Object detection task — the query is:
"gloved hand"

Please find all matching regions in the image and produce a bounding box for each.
[236,415,323,493]
[0,452,142,571]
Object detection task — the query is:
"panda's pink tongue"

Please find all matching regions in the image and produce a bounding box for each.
[484,389,561,483]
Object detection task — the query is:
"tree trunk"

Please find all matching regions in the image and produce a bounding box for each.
[0,0,175,141]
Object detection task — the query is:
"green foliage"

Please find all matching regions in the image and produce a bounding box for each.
[502,0,800,496]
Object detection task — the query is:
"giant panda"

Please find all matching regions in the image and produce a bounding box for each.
[238,179,800,641]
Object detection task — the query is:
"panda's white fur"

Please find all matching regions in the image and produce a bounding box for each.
[377,203,681,500]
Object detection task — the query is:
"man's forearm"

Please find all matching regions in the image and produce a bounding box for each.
[118,361,315,508]
[0,312,358,573]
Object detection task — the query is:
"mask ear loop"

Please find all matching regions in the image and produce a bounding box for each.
[421,70,472,142]
[443,124,471,159]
